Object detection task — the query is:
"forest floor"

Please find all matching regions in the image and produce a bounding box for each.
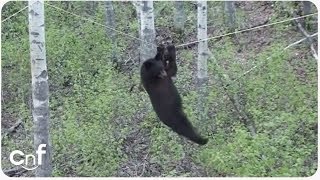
[114,1,316,177]
[1,1,317,177]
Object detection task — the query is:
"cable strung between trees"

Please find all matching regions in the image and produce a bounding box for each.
[18,2,318,49]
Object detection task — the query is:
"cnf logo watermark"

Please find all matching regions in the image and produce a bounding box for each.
[9,144,47,170]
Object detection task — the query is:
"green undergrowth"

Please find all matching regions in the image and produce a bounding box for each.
[1,1,317,177]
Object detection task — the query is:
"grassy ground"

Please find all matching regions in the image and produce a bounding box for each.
[1,1,318,177]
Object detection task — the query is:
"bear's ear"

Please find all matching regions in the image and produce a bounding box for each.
[143,61,153,69]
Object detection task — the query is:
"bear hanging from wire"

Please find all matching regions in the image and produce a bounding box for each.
[140,44,208,145]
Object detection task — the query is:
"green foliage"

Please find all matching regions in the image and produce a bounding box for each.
[2,1,142,177]
[149,126,185,175]
[2,1,317,177]
[1,1,28,41]
[49,68,143,176]
[200,43,317,176]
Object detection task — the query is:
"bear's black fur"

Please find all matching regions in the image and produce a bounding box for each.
[140,45,208,145]
[162,44,177,78]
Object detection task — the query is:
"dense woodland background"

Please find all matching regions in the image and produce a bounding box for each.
[1,1,318,177]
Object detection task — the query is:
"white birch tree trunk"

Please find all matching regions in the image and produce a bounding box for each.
[28,0,52,176]
[132,1,142,39]
[174,1,185,32]
[224,1,236,31]
[139,1,156,63]
[197,0,208,82]
[197,0,208,124]
[132,1,142,62]
[105,1,118,65]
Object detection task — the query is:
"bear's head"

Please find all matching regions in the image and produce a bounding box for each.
[141,58,167,81]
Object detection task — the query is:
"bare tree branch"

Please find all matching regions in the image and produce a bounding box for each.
[284,33,318,49]
[3,167,27,177]
[310,44,318,60]
[293,12,318,60]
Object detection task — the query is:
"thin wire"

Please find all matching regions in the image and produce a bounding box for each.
[284,32,318,50]
[1,5,28,23]
[176,12,318,47]
[3,2,317,49]
[226,32,318,85]
[44,2,154,46]
[43,2,317,50]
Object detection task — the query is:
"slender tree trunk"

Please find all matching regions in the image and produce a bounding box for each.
[197,0,208,83]
[132,1,142,39]
[301,1,312,30]
[197,1,208,123]
[132,1,142,62]
[28,0,52,177]
[105,1,118,66]
[302,1,311,15]
[174,1,185,33]
[140,1,156,63]
[85,1,97,16]
[224,1,236,32]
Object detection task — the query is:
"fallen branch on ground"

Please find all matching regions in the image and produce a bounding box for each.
[1,119,22,141]
[3,167,27,177]
[284,33,318,50]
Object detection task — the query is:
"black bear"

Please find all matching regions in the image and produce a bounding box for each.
[140,45,208,145]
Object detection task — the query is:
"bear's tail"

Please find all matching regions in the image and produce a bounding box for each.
[171,115,209,145]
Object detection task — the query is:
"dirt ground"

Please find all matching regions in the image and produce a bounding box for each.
[114,1,317,177]
[1,1,317,177]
